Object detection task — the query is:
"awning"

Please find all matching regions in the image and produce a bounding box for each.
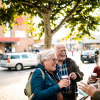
[0,38,20,42]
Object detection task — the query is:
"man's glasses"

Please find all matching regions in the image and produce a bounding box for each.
[51,58,58,63]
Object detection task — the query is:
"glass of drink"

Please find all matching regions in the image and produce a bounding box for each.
[91,73,97,82]
[62,75,69,80]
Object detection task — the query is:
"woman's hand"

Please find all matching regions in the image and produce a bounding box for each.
[58,78,71,89]
[78,82,97,97]
[88,76,94,84]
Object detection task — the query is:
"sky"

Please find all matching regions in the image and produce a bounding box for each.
[33,17,70,39]
[52,26,70,38]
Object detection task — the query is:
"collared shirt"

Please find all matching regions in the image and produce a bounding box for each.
[57,60,72,94]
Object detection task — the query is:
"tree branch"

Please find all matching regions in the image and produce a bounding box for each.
[51,0,82,35]
[19,1,44,16]
[52,0,74,17]
[38,0,48,12]
[49,0,54,11]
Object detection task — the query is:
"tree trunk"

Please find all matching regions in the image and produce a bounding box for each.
[44,34,52,49]
[43,13,52,49]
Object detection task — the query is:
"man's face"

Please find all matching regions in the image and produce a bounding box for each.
[56,44,66,62]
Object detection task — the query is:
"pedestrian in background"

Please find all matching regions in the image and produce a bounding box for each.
[24,49,26,52]
[31,48,71,100]
[95,48,99,66]
[71,49,74,56]
[54,43,84,100]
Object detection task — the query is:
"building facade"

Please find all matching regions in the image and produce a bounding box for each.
[82,35,100,50]
[0,16,35,53]
[0,1,35,53]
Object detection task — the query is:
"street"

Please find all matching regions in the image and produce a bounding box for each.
[0,51,96,100]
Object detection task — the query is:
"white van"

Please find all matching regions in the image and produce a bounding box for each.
[0,52,37,71]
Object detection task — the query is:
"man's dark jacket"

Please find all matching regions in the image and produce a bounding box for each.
[57,57,84,100]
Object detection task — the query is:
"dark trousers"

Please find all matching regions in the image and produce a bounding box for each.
[95,57,99,66]
[62,93,76,100]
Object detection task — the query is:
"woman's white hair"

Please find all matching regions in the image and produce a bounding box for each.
[37,48,56,65]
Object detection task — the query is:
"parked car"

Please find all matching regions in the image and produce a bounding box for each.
[0,52,37,71]
[0,54,2,60]
[81,50,95,63]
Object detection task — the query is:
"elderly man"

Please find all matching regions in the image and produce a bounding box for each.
[54,43,84,100]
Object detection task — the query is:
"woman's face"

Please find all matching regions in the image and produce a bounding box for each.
[43,54,58,73]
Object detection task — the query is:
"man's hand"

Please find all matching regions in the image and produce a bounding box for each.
[69,72,77,80]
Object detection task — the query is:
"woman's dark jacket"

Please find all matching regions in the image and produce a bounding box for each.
[31,64,61,100]
[57,58,84,100]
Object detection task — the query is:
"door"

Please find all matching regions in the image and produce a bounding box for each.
[4,43,11,53]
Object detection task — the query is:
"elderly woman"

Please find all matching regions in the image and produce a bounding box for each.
[31,48,70,100]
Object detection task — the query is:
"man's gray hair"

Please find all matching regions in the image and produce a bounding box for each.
[37,48,56,65]
[54,43,66,52]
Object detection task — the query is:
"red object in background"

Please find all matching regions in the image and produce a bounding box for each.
[72,51,73,55]
[89,53,91,58]
[16,16,24,25]
[0,38,20,42]
[7,55,10,63]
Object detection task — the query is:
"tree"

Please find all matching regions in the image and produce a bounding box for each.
[0,0,100,49]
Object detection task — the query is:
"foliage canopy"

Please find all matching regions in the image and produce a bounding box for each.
[0,0,100,48]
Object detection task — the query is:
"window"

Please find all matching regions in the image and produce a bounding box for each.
[11,55,20,59]
[4,22,11,37]
[3,0,10,8]
[28,33,33,38]
[1,54,8,60]
[29,45,31,51]
[21,54,29,59]
[4,31,11,37]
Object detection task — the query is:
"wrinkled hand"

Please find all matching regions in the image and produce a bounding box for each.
[78,82,97,97]
[88,76,94,84]
[69,72,77,80]
[58,78,71,89]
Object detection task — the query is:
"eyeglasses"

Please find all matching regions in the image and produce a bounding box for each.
[51,58,58,63]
